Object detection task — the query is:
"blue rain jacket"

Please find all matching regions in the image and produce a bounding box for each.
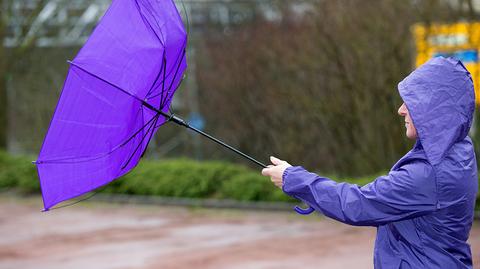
[283,57,478,268]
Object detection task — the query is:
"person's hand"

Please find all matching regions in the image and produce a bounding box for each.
[262,156,292,189]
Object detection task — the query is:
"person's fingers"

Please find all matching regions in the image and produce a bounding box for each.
[270,156,284,165]
[262,167,274,176]
[271,176,281,183]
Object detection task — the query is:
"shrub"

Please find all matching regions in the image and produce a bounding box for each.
[111,159,251,198]
[0,151,39,192]
[0,151,477,211]
[0,151,18,189]
[219,172,272,201]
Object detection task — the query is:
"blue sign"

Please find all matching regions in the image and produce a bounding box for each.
[187,112,205,131]
[434,50,478,63]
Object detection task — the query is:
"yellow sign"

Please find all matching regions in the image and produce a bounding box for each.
[413,22,480,104]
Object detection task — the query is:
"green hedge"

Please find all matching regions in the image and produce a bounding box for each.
[0,151,39,193]
[0,152,294,202]
[1,151,479,210]
[104,158,294,202]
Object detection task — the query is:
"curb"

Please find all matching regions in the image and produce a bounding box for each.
[91,193,299,212]
[91,194,480,219]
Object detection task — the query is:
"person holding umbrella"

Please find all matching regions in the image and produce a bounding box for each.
[262,56,478,268]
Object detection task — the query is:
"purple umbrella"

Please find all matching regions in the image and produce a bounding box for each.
[35,0,269,211]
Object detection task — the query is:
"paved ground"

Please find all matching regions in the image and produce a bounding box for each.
[0,196,479,269]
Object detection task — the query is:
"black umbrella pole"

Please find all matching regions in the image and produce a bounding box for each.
[144,104,267,168]
[186,124,267,168]
[170,115,267,168]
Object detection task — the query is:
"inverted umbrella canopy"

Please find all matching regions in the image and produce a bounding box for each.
[36,0,187,210]
[36,0,311,214]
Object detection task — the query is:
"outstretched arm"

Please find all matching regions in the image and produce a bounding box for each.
[263,157,438,226]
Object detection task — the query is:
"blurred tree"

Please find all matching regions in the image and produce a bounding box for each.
[196,0,476,176]
[0,0,6,149]
[4,0,480,176]
[0,0,47,150]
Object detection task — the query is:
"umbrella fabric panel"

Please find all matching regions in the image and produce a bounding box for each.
[37,65,157,209]
[38,65,148,161]
[36,0,188,210]
[74,0,187,103]
[38,147,130,210]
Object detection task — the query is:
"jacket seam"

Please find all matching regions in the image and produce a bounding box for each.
[431,165,441,210]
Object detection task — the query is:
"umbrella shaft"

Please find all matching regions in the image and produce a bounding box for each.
[187,123,268,169]
[142,101,267,168]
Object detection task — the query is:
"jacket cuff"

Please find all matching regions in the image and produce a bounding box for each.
[281,166,294,194]
[282,166,293,184]
[281,166,322,214]
[281,166,309,196]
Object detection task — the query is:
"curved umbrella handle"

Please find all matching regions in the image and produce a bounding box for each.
[294,205,315,215]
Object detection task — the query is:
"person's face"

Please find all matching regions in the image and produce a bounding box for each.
[398,103,417,140]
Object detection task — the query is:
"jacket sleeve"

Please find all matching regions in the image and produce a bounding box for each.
[282,161,438,226]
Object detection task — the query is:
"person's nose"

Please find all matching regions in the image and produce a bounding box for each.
[398,103,407,116]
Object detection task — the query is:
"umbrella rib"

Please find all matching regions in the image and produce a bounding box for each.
[121,114,160,170]
[134,0,165,47]
[139,114,161,158]
[146,35,187,102]
[146,47,186,104]
[148,53,169,105]
[68,61,145,104]
[160,45,187,109]
[148,44,186,98]
[159,55,169,108]
[134,0,186,108]
[149,42,186,108]
[36,114,159,164]
[145,51,166,100]
[138,0,167,44]
[117,112,159,148]
[67,60,170,126]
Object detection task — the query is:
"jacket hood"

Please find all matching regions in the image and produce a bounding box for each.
[398,57,475,165]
